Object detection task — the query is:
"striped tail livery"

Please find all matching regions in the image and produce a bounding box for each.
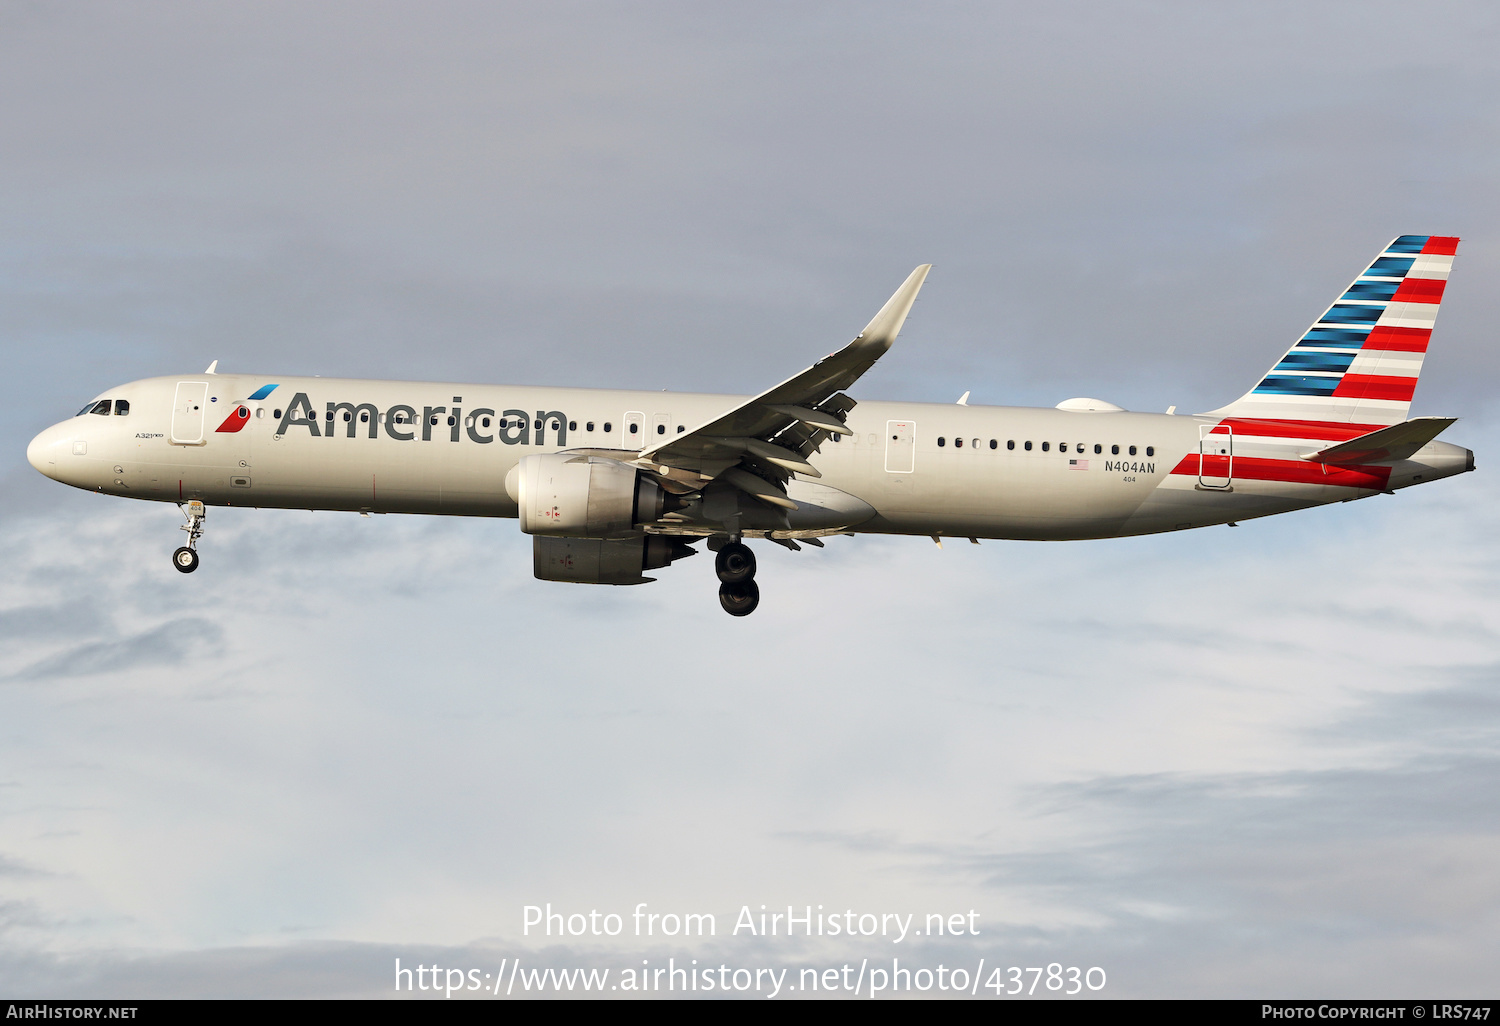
[1211,235,1458,426]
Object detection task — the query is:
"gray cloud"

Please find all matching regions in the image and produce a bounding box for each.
[8,618,223,682]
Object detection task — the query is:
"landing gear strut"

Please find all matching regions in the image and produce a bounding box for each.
[173,500,205,574]
[715,541,759,616]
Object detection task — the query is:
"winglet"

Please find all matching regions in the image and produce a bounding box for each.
[204,360,219,374]
[852,264,931,356]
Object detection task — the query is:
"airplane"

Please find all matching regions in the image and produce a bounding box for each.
[26,235,1474,616]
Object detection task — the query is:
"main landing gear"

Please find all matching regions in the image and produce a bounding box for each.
[172,500,205,574]
[715,541,759,616]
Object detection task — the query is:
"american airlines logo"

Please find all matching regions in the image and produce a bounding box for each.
[271,392,572,446]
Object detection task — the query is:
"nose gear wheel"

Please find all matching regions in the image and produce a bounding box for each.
[172,500,206,573]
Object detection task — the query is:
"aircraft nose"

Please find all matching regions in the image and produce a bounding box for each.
[27,423,64,479]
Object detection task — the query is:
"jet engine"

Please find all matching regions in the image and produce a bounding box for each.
[506,453,665,538]
[533,535,698,586]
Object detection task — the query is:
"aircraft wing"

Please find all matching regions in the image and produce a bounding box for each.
[633,264,931,507]
[1303,416,1457,465]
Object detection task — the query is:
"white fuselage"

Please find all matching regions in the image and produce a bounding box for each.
[27,373,1473,541]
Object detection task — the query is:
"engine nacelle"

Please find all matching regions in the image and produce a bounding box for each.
[533,536,698,585]
[506,453,664,537]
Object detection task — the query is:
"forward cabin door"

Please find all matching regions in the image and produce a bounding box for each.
[1198,424,1233,489]
[885,419,915,473]
[170,381,209,445]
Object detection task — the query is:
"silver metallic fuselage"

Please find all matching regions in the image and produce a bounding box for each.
[28,373,1473,541]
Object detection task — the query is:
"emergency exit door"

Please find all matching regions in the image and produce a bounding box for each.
[885,420,915,473]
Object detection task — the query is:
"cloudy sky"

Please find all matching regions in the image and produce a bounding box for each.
[2,1,1498,999]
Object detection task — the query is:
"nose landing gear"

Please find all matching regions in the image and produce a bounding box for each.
[173,500,205,574]
[715,540,759,616]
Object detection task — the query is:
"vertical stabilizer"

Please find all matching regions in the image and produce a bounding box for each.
[1206,236,1458,426]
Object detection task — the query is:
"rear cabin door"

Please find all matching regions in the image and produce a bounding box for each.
[885,420,916,473]
[1198,424,1233,488]
[170,381,209,445]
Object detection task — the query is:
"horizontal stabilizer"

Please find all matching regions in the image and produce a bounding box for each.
[1302,416,1457,465]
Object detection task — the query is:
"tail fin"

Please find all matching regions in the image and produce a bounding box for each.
[1207,235,1458,426]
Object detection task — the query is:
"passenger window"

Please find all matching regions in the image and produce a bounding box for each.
[360,411,369,422]
[481,417,490,428]
[1041,441,1050,452]
[586,422,595,431]
[90,400,112,415]
[1059,443,1068,453]
[534,420,542,430]
[937,437,946,447]
[552,420,561,430]
[1129,445,1137,456]
[114,400,130,416]
[255,408,263,418]
[274,409,282,419]
[677,425,684,433]
[954,437,963,448]
[569,420,577,431]
[604,422,613,432]
[327,411,335,421]
[657,424,666,434]
[1146,446,1154,457]
[629,423,638,434]
[990,439,997,449]
[1111,444,1119,455]
[345,412,353,422]
[1007,440,1015,450]
[1024,441,1032,451]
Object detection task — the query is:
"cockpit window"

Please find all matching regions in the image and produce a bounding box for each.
[89,400,112,416]
[114,399,130,416]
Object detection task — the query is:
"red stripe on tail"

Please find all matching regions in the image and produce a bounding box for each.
[1211,419,1388,441]
[1332,375,1418,402]
[1169,455,1391,490]
[1390,277,1446,304]
[1362,326,1431,353]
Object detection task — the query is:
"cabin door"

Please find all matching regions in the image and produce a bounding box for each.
[1198,424,1233,489]
[170,382,209,445]
[885,420,916,473]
